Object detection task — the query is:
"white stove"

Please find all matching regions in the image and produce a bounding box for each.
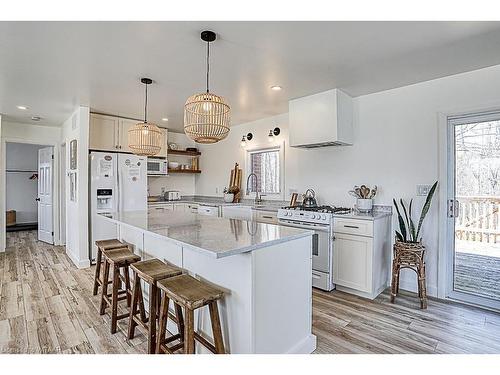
[277,205,351,291]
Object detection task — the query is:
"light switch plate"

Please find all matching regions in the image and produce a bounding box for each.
[417,184,432,196]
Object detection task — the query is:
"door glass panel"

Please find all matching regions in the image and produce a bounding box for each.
[454,118,500,301]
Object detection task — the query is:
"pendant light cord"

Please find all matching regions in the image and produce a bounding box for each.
[144,82,148,123]
[206,40,210,93]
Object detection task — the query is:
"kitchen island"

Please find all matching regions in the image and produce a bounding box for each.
[96,210,316,354]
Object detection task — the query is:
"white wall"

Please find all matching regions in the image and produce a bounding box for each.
[6,143,47,223]
[148,131,196,197]
[61,107,90,268]
[196,63,500,297]
[0,121,62,251]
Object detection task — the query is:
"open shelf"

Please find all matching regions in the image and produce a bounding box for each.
[167,149,201,157]
[168,169,201,174]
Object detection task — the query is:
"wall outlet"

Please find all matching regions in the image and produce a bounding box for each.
[417,184,432,196]
[215,187,219,195]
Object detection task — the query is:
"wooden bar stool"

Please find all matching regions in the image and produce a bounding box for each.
[93,239,127,296]
[127,259,183,354]
[99,247,141,333]
[156,274,225,354]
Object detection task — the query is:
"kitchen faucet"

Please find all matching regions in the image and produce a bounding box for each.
[246,173,262,203]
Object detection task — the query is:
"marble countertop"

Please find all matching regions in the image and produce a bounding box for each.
[99,210,313,259]
[147,196,287,212]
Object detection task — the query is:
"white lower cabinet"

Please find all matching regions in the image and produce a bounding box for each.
[333,233,373,293]
[333,216,391,300]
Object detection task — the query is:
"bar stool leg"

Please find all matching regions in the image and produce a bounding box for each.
[124,265,131,307]
[175,303,184,342]
[184,308,195,354]
[128,274,141,339]
[156,294,170,354]
[148,283,158,354]
[111,264,120,334]
[208,301,225,354]
[93,248,102,296]
[99,259,110,315]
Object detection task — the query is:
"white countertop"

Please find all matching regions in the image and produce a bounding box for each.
[99,210,313,259]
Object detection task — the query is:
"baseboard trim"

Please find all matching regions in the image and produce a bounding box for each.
[398,279,438,298]
[66,248,90,269]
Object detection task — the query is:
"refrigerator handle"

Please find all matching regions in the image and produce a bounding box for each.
[116,162,121,213]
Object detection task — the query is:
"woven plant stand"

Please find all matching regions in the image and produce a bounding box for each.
[390,241,427,309]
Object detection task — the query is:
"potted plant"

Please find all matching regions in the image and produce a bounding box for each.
[393,181,438,245]
[391,181,438,308]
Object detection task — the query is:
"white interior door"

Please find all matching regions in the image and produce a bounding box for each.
[38,147,54,244]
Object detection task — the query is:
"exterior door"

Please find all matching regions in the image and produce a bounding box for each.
[38,147,54,244]
[446,111,500,309]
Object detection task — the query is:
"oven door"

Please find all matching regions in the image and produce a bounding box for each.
[277,220,331,273]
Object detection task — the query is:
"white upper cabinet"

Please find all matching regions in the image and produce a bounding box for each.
[118,118,138,153]
[89,114,120,151]
[89,113,167,157]
[289,89,353,148]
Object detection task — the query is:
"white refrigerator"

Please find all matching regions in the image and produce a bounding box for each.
[89,151,147,262]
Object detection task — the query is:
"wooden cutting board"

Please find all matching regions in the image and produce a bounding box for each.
[228,163,242,203]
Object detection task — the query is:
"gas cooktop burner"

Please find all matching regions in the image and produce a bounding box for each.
[282,205,351,214]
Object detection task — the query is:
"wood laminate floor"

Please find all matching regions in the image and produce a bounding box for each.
[2,231,500,354]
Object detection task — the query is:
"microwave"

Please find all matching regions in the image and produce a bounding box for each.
[147,158,168,175]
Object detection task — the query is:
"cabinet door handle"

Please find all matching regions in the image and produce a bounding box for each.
[262,215,274,219]
[344,225,359,229]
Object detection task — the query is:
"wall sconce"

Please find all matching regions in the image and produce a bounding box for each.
[267,127,281,142]
[240,132,253,148]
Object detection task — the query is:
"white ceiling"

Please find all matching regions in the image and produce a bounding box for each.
[2,21,500,131]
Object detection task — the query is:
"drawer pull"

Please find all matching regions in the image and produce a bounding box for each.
[262,215,274,219]
[344,225,359,229]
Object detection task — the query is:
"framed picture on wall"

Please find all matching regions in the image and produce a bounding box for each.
[70,139,77,170]
[69,171,77,202]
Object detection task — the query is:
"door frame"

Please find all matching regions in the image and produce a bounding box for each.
[438,108,500,310]
[60,142,66,245]
[1,137,61,250]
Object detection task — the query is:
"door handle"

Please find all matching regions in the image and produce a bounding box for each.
[454,199,460,217]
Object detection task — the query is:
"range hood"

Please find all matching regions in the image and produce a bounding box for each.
[289,89,353,148]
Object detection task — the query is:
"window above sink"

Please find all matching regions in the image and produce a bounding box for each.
[245,142,285,200]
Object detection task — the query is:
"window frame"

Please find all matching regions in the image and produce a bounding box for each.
[244,141,285,201]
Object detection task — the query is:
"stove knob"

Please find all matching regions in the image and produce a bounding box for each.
[321,214,327,220]
[311,214,317,219]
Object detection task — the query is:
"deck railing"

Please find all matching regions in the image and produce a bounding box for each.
[455,196,500,243]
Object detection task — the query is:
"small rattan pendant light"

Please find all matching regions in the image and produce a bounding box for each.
[128,78,163,156]
[184,30,231,144]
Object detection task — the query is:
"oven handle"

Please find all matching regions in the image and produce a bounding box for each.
[277,220,330,232]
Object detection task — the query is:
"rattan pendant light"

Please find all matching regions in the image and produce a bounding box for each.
[184,30,231,144]
[128,78,163,156]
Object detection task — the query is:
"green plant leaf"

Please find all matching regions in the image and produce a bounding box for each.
[409,198,416,242]
[395,231,404,242]
[401,199,411,241]
[415,181,438,241]
[393,198,407,241]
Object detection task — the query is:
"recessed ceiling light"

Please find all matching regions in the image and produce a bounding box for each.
[16,105,28,110]
[270,85,282,91]
[31,116,41,121]
[162,117,169,122]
